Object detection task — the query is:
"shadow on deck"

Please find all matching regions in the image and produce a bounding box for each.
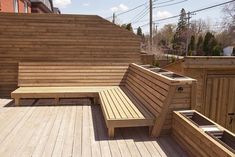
[0,98,188,157]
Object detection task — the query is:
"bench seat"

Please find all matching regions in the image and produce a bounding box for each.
[99,86,155,137]
[11,86,116,105]
[12,86,155,138]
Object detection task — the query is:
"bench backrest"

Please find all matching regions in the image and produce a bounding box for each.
[125,63,197,136]
[125,64,171,117]
[18,62,128,87]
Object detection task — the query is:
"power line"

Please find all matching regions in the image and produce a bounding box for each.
[154,0,175,5]
[190,1,235,14]
[132,8,149,24]
[131,6,149,23]
[137,22,150,29]
[153,0,188,8]
[156,15,180,22]
[106,2,147,19]
[131,0,173,24]
[155,0,235,22]
[137,0,235,28]
[131,0,187,24]
[106,0,174,19]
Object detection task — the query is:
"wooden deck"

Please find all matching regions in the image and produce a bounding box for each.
[0,98,188,157]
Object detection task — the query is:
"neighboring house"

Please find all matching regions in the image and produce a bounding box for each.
[223,46,234,56]
[0,0,60,14]
[30,0,53,13]
[53,7,61,14]
[0,0,31,13]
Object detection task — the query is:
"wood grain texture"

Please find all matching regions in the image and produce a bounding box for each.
[0,98,189,157]
[12,62,196,137]
[172,111,234,157]
[164,57,235,133]
[125,64,196,136]
[0,13,141,97]
[18,62,129,87]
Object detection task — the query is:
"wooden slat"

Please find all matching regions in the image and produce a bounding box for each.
[0,13,141,97]
[99,87,154,121]
[164,57,235,133]
[172,111,234,157]
[18,62,128,87]
[0,98,189,157]
[126,64,195,136]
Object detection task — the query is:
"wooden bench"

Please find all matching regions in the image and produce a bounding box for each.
[11,62,129,105]
[99,86,155,137]
[11,62,196,138]
[12,86,115,105]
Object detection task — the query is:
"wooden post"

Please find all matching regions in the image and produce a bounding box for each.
[151,87,176,137]
[108,127,115,138]
[55,98,59,105]
[93,97,99,105]
[191,80,197,109]
[14,98,20,106]
[149,126,153,135]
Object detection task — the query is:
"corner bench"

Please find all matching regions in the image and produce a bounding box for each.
[11,86,114,105]
[11,62,196,138]
[99,86,155,137]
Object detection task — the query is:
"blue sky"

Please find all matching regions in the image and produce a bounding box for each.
[53,0,228,33]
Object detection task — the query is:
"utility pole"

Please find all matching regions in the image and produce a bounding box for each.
[112,13,116,24]
[186,12,192,56]
[153,22,158,36]
[149,0,153,53]
[153,22,158,45]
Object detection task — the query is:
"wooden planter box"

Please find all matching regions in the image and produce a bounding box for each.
[206,131,235,154]
[172,110,235,157]
[149,67,169,73]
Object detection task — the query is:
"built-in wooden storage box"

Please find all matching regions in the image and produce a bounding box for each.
[139,65,197,134]
[164,57,235,133]
[172,110,235,157]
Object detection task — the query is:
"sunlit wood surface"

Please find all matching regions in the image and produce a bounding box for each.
[0,98,188,157]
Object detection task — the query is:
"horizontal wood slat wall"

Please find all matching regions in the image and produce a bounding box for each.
[18,62,128,87]
[126,65,170,117]
[126,64,196,134]
[0,13,141,97]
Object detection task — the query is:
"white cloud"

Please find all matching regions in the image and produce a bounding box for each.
[111,4,128,12]
[155,11,173,19]
[82,2,90,7]
[54,0,72,8]
[119,4,128,11]
[111,7,119,12]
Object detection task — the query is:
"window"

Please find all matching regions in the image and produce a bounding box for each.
[14,0,19,13]
[24,1,28,13]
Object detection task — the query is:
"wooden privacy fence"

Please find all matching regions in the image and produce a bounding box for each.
[0,13,141,97]
[205,74,235,132]
[164,56,235,133]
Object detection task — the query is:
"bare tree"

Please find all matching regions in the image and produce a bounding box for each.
[155,24,176,47]
[191,19,210,37]
[222,2,235,28]
[220,2,235,46]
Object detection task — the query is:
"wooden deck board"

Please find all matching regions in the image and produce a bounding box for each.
[0,98,189,157]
